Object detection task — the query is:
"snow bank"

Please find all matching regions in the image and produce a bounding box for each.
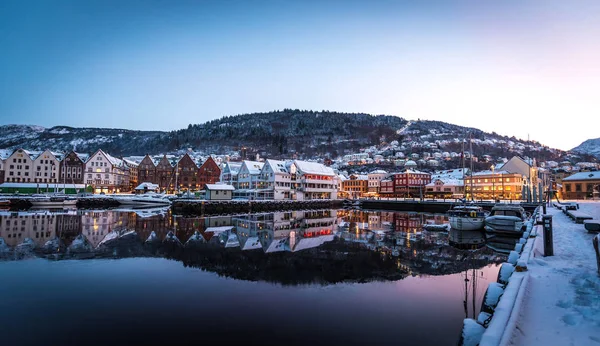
[507,251,519,265]
[477,312,493,327]
[461,319,486,346]
[482,282,505,313]
[497,263,515,285]
[480,273,528,346]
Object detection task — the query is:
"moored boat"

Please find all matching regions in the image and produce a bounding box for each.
[448,205,487,231]
[114,193,171,207]
[30,195,77,208]
[484,205,527,236]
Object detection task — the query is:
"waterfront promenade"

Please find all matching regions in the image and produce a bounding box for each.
[509,202,600,345]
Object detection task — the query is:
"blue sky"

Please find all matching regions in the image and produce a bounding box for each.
[1,0,599,150]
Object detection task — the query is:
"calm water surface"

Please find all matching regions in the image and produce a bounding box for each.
[0,208,503,346]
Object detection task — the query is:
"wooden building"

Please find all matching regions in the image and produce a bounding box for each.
[59,151,87,185]
[197,157,221,190]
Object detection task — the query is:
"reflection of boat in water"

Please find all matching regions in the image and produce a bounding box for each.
[449,229,486,250]
[449,205,487,231]
[484,205,527,237]
[484,234,518,254]
[423,223,450,232]
[0,200,10,207]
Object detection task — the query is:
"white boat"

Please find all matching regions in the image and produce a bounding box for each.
[30,195,78,208]
[484,205,527,236]
[448,205,487,231]
[114,193,171,207]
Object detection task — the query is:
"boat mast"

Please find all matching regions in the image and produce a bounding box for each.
[462,139,466,200]
[469,134,474,202]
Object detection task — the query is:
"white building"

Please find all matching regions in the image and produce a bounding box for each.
[290,160,337,200]
[237,160,264,190]
[258,159,292,200]
[367,170,388,193]
[32,149,61,184]
[84,149,129,193]
[204,183,234,200]
[4,149,61,184]
[220,161,242,188]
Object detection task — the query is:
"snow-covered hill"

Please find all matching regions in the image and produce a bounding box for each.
[0,124,166,156]
[0,110,572,160]
[571,137,600,159]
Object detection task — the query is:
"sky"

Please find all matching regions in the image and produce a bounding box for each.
[1,0,599,151]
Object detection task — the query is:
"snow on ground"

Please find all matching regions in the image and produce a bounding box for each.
[510,202,600,345]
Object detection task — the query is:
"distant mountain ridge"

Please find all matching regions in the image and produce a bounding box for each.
[0,110,570,160]
[571,137,600,159]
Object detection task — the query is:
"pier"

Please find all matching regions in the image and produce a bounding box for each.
[461,201,600,346]
[172,199,344,215]
[359,198,542,213]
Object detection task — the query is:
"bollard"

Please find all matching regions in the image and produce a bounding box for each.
[542,203,547,214]
[543,214,553,256]
[594,235,600,275]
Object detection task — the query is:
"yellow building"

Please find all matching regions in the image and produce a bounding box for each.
[464,171,524,200]
[342,174,369,199]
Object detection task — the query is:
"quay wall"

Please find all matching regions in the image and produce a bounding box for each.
[360,199,541,213]
[172,199,344,215]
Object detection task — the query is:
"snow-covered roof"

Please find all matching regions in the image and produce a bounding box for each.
[562,171,600,181]
[404,169,428,174]
[263,238,288,253]
[74,152,90,162]
[294,160,335,176]
[266,159,288,174]
[205,183,235,191]
[292,234,335,252]
[471,170,511,176]
[204,226,235,233]
[98,150,124,167]
[426,178,463,187]
[135,182,159,190]
[369,170,388,174]
[240,236,262,250]
[242,160,264,175]
[123,158,139,167]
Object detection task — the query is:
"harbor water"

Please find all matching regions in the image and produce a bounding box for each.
[0,208,505,346]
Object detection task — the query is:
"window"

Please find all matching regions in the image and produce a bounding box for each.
[575,184,582,192]
[565,184,571,192]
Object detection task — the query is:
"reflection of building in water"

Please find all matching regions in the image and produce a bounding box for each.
[259,210,336,253]
[393,213,423,234]
[56,213,82,241]
[233,213,271,250]
[132,211,174,242]
[81,210,130,248]
[173,216,204,243]
[0,211,57,247]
